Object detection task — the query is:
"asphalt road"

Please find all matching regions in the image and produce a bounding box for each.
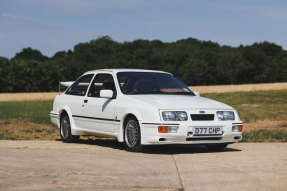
[0,140,286,191]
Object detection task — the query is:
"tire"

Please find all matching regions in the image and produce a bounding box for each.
[60,113,78,142]
[206,143,228,151]
[124,116,142,152]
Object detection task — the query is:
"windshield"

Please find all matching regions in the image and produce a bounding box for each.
[117,72,195,96]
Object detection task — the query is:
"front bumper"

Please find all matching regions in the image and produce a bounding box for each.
[140,121,243,145]
[49,111,60,127]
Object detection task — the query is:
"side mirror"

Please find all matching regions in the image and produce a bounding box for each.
[100,89,114,99]
[194,91,200,96]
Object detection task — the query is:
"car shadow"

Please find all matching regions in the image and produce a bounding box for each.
[141,145,241,155]
[56,138,242,155]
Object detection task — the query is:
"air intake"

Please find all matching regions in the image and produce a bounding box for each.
[186,137,222,141]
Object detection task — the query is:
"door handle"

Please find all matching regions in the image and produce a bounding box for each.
[84,99,88,103]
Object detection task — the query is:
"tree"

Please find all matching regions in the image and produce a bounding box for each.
[0,36,286,92]
[13,47,48,62]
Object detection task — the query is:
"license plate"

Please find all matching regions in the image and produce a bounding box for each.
[192,127,223,136]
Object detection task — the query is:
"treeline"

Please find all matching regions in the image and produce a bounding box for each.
[0,36,287,92]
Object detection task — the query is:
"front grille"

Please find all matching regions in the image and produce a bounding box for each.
[190,114,214,121]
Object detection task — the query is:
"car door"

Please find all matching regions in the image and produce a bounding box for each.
[64,74,94,129]
[81,73,118,133]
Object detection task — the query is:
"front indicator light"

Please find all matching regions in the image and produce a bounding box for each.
[158,126,168,133]
[232,125,243,132]
[158,126,179,133]
[238,125,243,132]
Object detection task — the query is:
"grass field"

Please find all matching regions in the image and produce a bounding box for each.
[0,119,58,140]
[0,82,286,102]
[0,90,287,141]
[0,100,52,124]
[205,90,287,123]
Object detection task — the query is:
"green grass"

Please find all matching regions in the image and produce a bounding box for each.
[202,90,287,122]
[242,129,287,142]
[0,100,53,124]
[0,90,287,141]
[0,90,287,124]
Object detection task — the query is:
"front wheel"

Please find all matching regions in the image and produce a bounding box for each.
[60,114,78,142]
[124,117,142,152]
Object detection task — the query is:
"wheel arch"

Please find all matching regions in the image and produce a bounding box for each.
[59,109,68,119]
[58,106,76,131]
[117,112,142,142]
[123,113,138,126]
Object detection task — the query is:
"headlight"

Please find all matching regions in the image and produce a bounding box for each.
[162,111,188,121]
[216,111,235,120]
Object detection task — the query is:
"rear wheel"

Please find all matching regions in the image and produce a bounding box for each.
[124,117,142,152]
[206,143,228,151]
[60,114,78,142]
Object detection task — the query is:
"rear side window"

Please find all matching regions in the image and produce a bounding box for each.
[88,73,116,97]
[66,74,94,96]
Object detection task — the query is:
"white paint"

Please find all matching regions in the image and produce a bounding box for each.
[50,69,243,145]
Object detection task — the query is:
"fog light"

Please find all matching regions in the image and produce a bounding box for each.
[158,126,178,133]
[168,126,178,133]
[232,125,243,132]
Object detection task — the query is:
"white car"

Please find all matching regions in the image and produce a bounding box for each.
[50,69,243,151]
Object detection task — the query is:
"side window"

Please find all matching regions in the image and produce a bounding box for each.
[88,73,116,98]
[66,74,94,96]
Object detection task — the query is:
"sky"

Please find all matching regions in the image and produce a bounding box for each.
[1,0,287,58]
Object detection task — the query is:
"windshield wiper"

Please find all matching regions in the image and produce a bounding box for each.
[126,90,164,95]
[167,92,194,95]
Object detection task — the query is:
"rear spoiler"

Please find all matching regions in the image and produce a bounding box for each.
[58,81,74,94]
[60,81,74,87]
[58,81,94,94]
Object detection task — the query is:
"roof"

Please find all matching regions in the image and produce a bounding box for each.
[84,68,171,75]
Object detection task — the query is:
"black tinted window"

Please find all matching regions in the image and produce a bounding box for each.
[66,74,94,96]
[88,73,116,97]
[117,72,195,96]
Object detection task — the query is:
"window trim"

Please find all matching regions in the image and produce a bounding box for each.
[87,72,117,99]
[65,74,95,96]
[116,71,195,96]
